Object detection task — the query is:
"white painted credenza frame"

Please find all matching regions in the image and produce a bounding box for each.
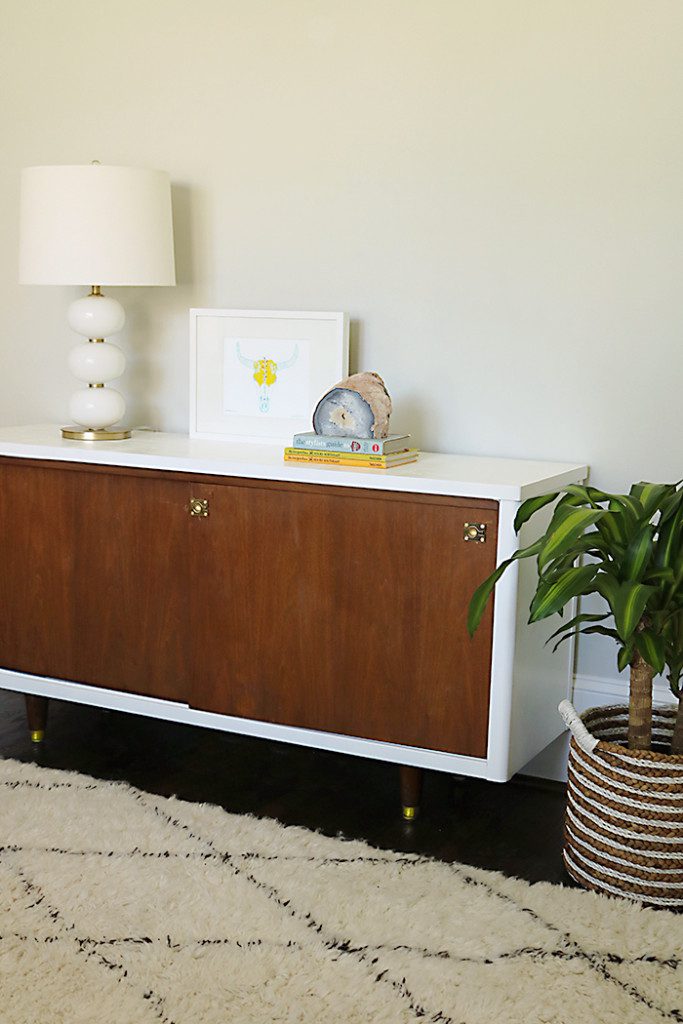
[0,425,587,782]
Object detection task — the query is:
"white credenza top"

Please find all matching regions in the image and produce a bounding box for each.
[0,424,587,503]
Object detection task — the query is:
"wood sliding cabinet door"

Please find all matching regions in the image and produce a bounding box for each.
[0,459,191,703]
[189,478,499,756]
[0,459,78,682]
[68,467,191,702]
[1,458,499,753]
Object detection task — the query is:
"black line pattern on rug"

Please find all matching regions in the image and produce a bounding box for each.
[134,787,683,1023]
[452,868,683,1022]
[0,856,177,1024]
[0,841,430,866]
[132,789,453,1024]
[5,839,683,975]
[4,768,683,1023]
[3,786,444,1019]
[1,779,101,791]
[3,929,678,970]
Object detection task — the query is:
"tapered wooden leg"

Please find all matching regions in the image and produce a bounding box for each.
[25,695,48,744]
[400,765,423,821]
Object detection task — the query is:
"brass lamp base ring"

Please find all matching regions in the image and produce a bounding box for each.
[61,427,131,441]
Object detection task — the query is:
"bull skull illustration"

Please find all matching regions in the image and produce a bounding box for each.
[236,343,299,413]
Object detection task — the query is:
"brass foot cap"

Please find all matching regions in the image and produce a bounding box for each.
[30,730,45,744]
[402,805,419,821]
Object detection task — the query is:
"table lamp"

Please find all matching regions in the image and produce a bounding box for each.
[19,163,175,440]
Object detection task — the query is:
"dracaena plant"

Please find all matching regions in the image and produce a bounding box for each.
[467,481,683,753]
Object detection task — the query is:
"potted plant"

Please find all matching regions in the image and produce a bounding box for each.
[468,480,683,906]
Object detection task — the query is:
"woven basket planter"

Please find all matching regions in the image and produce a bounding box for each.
[559,701,683,908]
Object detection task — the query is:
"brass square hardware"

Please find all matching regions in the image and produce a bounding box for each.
[189,498,209,517]
[464,522,486,543]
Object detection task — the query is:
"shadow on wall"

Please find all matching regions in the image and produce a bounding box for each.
[123,183,196,430]
[345,320,428,445]
[171,184,194,290]
[348,318,361,375]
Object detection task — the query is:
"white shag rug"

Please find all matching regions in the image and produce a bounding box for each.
[1,758,683,1024]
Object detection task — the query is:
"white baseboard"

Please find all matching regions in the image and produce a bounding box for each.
[519,673,677,783]
[571,673,673,713]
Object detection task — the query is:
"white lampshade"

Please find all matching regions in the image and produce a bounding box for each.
[19,164,176,286]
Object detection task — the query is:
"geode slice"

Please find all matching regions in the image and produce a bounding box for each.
[313,372,392,438]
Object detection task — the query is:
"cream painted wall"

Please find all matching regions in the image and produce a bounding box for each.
[0,1,681,683]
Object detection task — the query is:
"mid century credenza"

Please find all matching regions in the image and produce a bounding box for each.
[0,425,586,817]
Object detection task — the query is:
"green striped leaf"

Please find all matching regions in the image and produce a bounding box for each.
[673,550,683,596]
[596,511,628,551]
[635,630,666,675]
[537,508,605,571]
[615,582,654,640]
[572,530,610,554]
[644,568,675,584]
[467,539,542,636]
[595,577,654,642]
[594,572,620,609]
[471,480,681,679]
[617,643,634,672]
[659,485,683,524]
[552,623,621,653]
[559,485,612,507]
[546,612,609,645]
[610,494,646,520]
[540,533,609,579]
[629,482,676,518]
[548,499,588,528]
[621,523,655,582]
[528,564,599,623]
[655,500,683,570]
[607,500,641,544]
[581,624,622,641]
[513,493,558,533]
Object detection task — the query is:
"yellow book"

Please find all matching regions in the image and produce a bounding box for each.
[284,452,419,469]
[284,447,418,463]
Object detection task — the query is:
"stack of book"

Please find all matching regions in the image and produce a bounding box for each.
[284,432,419,470]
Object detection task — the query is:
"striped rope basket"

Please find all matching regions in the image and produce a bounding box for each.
[559,700,683,908]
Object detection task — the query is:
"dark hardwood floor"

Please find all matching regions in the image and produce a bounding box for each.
[0,689,573,887]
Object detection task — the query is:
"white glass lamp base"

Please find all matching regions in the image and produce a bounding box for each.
[63,291,130,440]
[68,386,126,428]
[68,340,126,383]
[68,293,125,337]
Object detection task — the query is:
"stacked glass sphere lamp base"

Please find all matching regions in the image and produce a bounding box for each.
[62,287,130,441]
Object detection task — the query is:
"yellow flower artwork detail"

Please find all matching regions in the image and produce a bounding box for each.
[253,357,277,388]
[236,342,299,413]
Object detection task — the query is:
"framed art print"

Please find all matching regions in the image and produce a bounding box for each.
[189,309,349,443]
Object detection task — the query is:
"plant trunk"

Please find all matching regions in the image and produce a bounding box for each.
[628,651,654,751]
[672,698,683,755]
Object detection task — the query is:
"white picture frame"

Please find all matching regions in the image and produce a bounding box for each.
[189,309,349,443]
